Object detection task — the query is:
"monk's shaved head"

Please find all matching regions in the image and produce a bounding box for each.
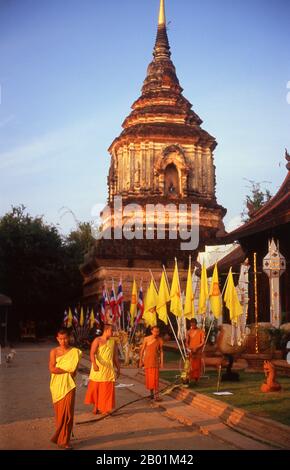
[57,328,69,337]
[103,324,113,331]
[101,323,113,339]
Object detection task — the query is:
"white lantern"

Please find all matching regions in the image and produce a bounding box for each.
[263,239,286,328]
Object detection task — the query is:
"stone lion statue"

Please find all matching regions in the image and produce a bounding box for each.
[261,360,281,392]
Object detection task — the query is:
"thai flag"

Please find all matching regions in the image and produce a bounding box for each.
[135,286,144,326]
[116,279,124,318]
[73,308,79,328]
[95,309,101,326]
[110,281,118,320]
[85,307,90,327]
[62,310,68,327]
[101,285,109,322]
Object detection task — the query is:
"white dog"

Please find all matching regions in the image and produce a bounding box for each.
[5,349,16,367]
[81,375,89,387]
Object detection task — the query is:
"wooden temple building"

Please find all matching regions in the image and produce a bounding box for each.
[211,152,290,325]
[81,0,226,302]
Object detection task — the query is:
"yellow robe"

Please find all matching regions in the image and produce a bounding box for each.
[50,348,82,404]
[85,338,116,414]
[88,338,116,383]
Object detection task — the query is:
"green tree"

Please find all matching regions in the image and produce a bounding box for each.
[0,206,86,338]
[241,180,272,222]
[66,221,96,262]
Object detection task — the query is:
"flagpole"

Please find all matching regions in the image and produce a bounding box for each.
[122,302,125,331]
[202,269,230,353]
[129,279,143,344]
[174,258,187,357]
[120,277,124,331]
[160,267,186,362]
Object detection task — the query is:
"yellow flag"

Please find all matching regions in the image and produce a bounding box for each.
[209,264,222,319]
[143,280,158,327]
[157,272,170,325]
[224,268,243,323]
[170,261,182,317]
[198,263,209,315]
[89,308,95,329]
[67,307,73,328]
[80,306,84,327]
[184,265,195,319]
[130,279,138,326]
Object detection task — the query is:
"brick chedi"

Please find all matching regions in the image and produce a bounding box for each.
[81,0,227,303]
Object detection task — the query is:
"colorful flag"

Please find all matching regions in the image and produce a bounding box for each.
[79,306,85,327]
[116,279,124,318]
[184,265,195,319]
[198,263,209,315]
[224,267,243,323]
[101,284,110,322]
[134,285,144,326]
[209,263,222,319]
[73,308,79,328]
[89,308,95,329]
[95,308,101,326]
[130,279,138,326]
[67,307,73,328]
[62,310,68,327]
[110,280,118,321]
[143,279,158,327]
[85,307,90,327]
[157,272,170,325]
[170,260,182,317]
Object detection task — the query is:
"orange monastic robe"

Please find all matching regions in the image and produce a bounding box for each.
[85,338,116,414]
[144,338,163,392]
[51,389,75,447]
[50,348,82,447]
[188,328,205,381]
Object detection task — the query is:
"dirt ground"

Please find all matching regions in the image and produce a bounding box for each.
[0,343,269,451]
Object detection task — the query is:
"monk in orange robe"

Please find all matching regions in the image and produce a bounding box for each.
[85,324,120,415]
[49,328,82,449]
[139,326,164,401]
[186,319,205,383]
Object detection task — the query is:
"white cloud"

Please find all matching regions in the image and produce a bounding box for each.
[0,117,98,175]
[226,215,243,233]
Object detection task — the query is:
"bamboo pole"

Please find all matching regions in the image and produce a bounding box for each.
[174,258,187,357]
[160,266,186,362]
[201,269,230,353]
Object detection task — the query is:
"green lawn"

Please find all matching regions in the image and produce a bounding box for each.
[160,369,290,427]
[164,350,181,363]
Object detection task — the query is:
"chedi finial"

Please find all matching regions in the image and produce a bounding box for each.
[158,0,166,26]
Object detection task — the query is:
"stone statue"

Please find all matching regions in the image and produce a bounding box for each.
[260,360,281,392]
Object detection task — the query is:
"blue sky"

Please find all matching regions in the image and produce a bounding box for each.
[1,0,290,234]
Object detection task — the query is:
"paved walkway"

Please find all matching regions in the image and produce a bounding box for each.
[0,344,274,450]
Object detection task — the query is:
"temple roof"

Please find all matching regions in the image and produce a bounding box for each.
[114,123,217,149]
[206,245,246,277]
[220,152,290,243]
[109,0,215,153]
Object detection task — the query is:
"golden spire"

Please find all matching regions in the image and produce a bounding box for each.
[158,0,166,26]
[154,0,170,60]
